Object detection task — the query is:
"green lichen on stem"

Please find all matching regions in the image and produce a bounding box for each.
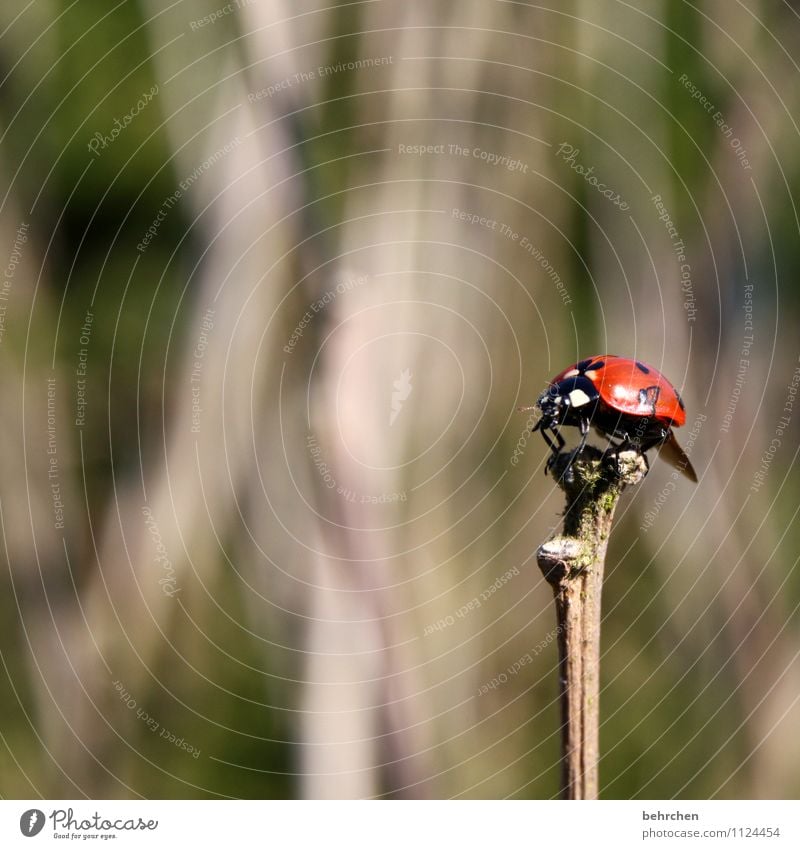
[536,445,646,800]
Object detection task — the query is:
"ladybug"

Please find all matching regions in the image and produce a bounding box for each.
[524,354,698,482]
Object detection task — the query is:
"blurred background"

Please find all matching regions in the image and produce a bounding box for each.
[1,0,799,800]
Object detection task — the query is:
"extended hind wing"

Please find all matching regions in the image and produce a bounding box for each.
[657,430,698,482]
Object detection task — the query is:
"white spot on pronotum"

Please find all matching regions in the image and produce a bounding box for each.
[568,388,592,407]
[563,368,579,377]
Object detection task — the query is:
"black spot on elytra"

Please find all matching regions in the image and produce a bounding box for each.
[635,361,650,374]
[638,385,660,412]
[585,359,605,371]
[576,358,593,372]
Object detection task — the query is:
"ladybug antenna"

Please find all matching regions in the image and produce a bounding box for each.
[518,404,543,432]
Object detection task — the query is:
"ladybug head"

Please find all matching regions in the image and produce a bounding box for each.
[532,384,565,431]
[532,375,599,432]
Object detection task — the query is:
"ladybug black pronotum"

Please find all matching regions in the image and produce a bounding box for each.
[524,354,698,482]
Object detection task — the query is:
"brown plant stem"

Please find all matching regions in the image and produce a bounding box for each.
[536,446,647,800]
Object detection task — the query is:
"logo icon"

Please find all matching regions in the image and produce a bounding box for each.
[20,809,45,837]
[390,368,413,426]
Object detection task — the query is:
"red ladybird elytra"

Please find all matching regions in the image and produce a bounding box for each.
[522,354,698,482]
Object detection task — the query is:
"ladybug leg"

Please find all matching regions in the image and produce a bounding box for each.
[638,429,668,452]
[601,436,629,476]
[539,425,559,454]
[575,417,589,455]
[636,429,670,478]
[558,418,590,484]
[608,446,622,477]
[539,425,564,475]
[607,434,655,478]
